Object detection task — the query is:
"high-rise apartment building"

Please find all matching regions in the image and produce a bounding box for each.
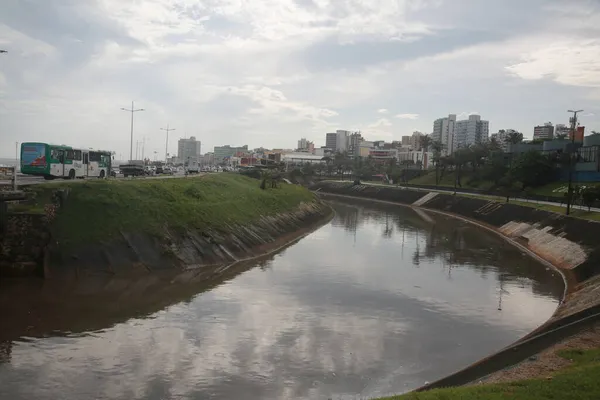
[533,122,554,140]
[401,136,411,146]
[454,114,490,150]
[177,136,202,165]
[432,114,456,155]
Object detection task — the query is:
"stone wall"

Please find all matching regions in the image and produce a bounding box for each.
[0,213,49,277]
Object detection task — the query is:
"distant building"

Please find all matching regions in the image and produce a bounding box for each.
[348,132,363,158]
[214,144,248,164]
[401,136,411,146]
[490,129,519,152]
[555,124,570,138]
[177,136,202,165]
[410,131,425,151]
[325,132,337,150]
[454,114,489,149]
[533,122,554,140]
[297,138,314,153]
[432,114,456,156]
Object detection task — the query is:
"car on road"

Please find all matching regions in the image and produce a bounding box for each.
[155,166,164,174]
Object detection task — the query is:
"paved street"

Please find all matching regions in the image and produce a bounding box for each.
[0,171,202,187]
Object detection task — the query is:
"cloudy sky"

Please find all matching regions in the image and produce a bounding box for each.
[1,0,599,159]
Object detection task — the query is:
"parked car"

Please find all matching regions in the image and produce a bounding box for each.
[155,166,164,174]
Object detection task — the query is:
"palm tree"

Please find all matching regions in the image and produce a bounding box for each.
[430,141,445,185]
[419,135,432,152]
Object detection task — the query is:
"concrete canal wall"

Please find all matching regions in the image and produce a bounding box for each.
[0,175,332,278]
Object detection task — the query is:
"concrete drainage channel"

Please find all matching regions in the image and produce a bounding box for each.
[313,188,599,391]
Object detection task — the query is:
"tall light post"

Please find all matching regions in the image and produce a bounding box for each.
[160,124,175,163]
[121,101,144,161]
[566,109,584,216]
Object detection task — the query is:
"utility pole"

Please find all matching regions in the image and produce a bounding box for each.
[121,101,144,161]
[14,142,18,190]
[160,124,176,163]
[566,109,584,216]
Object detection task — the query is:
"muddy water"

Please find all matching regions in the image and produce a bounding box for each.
[0,200,564,399]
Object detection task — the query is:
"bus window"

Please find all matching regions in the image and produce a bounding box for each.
[74,150,82,161]
[66,150,75,160]
[83,153,89,164]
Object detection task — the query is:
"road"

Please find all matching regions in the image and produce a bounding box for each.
[0,172,201,187]
[362,181,600,213]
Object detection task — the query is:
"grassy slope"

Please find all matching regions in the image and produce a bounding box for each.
[379,347,600,400]
[24,174,316,247]
[409,171,600,198]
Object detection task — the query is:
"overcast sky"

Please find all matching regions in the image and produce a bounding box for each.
[1,0,599,158]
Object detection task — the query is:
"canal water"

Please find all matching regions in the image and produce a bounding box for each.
[0,200,564,400]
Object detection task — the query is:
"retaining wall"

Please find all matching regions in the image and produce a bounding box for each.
[48,200,331,279]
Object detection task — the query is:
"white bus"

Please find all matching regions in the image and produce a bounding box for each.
[21,142,114,180]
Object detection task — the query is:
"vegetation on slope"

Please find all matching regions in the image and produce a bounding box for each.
[378,347,600,400]
[22,174,316,247]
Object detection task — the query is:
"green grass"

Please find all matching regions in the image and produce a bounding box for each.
[408,171,494,190]
[409,172,600,199]
[21,174,316,247]
[378,347,600,400]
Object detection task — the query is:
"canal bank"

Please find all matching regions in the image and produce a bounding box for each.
[0,174,332,278]
[0,199,564,399]
[311,180,600,394]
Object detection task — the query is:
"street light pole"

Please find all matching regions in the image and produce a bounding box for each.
[160,124,176,163]
[566,109,584,216]
[121,101,144,161]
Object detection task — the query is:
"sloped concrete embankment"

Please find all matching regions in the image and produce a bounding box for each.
[1,197,332,279]
[46,200,332,278]
[311,181,600,388]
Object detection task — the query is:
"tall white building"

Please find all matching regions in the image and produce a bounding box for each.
[432,114,456,155]
[177,136,202,164]
[454,114,490,150]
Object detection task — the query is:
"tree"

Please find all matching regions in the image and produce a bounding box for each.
[505,131,524,146]
[581,187,600,211]
[430,141,444,185]
[510,151,556,189]
[419,135,432,152]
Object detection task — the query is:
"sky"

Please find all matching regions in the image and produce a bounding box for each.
[1,0,599,159]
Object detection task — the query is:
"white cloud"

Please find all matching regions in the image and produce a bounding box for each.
[506,39,600,88]
[395,113,419,120]
[1,0,600,157]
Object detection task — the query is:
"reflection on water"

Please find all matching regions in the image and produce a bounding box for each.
[0,200,564,400]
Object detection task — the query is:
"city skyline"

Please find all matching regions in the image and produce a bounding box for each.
[1,1,599,158]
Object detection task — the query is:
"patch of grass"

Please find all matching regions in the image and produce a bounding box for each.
[24,174,316,247]
[408,171,494,190]
[378,347,600,400]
